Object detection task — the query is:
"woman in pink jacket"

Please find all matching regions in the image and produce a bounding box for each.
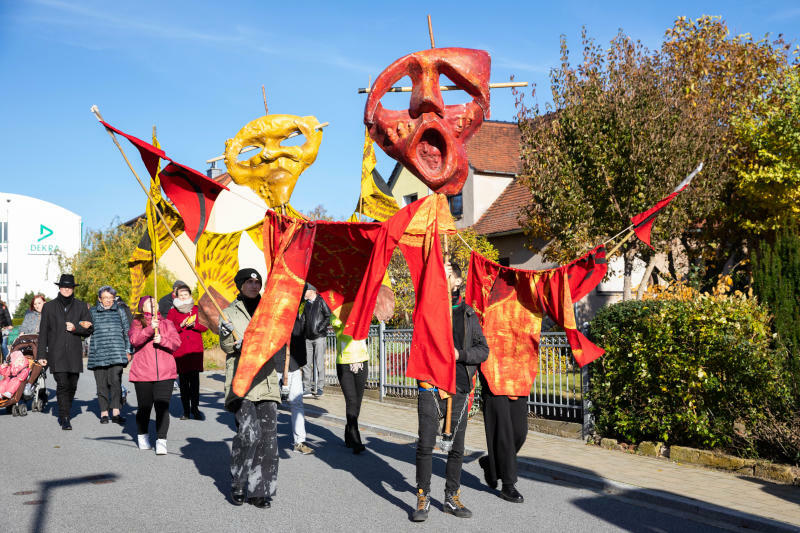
[166,283,208,421]
[129,296,180,455]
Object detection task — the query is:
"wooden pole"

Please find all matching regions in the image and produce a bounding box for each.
[205,122,330,164]
[608,229,636,257]
[443,230,453,436]
[152,125,160,336]
[90,105,238,340]
[427,15,435,48]
[357,82,528,94]
[262,85,268,115]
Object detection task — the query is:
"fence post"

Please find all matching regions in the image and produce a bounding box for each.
[379,321,386,402]
[581,363,593,440]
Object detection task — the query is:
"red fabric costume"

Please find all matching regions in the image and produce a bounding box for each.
[466,246,608,397]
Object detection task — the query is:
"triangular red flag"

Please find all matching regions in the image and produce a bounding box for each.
[159,161,227,243]
[99,120,165,178]
[631,163,702,249]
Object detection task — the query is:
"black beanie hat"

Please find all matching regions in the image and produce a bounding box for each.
[234,268,263,291]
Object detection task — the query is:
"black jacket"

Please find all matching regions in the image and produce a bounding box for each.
[303,296,331,340]
[0,303,12,329]
[273,313,308,373]
[38,297,93,373]
[453,302,490,394]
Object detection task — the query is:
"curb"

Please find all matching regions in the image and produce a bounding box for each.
[301,404,800,533]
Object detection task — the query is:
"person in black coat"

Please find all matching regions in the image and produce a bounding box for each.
[273,307,313,454]
[38,274,93,430]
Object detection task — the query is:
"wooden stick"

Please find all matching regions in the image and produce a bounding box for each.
[152,125,159,335]
[608,229,636,257]
[357,81,528,94]
[205,122,330,164]
[262,85,268,115]
[442,228,454,435]
[90,105,238,340]
[427,15,435,48]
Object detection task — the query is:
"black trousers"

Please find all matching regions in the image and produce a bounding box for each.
[336,362,367,446]
[93,364,124,413]
[231,399,279,498]
[482,393,528,486]
[53,372,79,419]
[134,380,173,439]
[178,371,200,414]
[416,390,469,493]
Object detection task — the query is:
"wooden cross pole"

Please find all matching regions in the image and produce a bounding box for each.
[151,125,160,336]
[90,105,239,340]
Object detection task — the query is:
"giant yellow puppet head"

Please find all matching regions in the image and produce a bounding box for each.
[224,115,323,207]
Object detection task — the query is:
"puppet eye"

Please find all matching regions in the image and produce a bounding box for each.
[280,132,306,148]
[236,145,261,163]
[376,75,413,111]
[439,73,472,107]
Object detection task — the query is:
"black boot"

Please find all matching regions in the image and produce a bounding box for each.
[60,417,72,430]
[443,489,472,518]
[501,483,524,503]
[248,497,270,509]
[411,489,430,522]
[231,486,245,506]
[344,423,353,448]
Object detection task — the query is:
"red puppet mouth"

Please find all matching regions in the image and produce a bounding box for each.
[416,128,446,175]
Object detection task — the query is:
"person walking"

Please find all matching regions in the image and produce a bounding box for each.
[412,262,489,522]
[220,268,279,509]
[129,296,180,455]
[332,315,369,454]
[38,274,93,430]
[273,307,313,455]
[166,282,208,421]
[301,284,330,398]
[0,298,13,359]
[19,294,47,335]
[88,286,130,425]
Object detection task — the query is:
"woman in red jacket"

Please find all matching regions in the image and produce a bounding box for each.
[129,296,180,455]
[166,283,208,421]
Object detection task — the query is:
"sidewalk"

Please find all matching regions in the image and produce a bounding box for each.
[200,374,800,532]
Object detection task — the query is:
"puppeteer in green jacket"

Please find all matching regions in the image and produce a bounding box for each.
[220,298,280,410]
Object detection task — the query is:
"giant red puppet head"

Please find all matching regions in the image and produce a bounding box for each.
[365,47,491,195]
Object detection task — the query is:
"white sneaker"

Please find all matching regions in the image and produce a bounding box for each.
[137,434,152,450]
[155,439,167,455]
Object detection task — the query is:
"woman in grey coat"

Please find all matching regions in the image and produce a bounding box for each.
[88,286,131,424]
[20,294,47,335]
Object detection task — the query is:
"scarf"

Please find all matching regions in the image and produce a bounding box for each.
[238,294,261,318]
[173,296,194,314]
[57,292,74,309]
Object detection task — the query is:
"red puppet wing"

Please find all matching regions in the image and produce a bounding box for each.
[466,246,607,397]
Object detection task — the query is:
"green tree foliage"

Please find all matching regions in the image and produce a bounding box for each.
[731,69,800,234]
[516,17,796,298]
[588,294,794,459]
[57,220,148,304]
[752,224,800,397]
[13,291,35,319]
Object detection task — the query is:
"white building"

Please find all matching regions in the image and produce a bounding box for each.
[0,193,82,314]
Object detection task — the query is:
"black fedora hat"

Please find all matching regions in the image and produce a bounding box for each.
[55,274,80,288]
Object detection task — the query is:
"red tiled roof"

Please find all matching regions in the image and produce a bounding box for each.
[465,121,521,175]
[471,179,531,236]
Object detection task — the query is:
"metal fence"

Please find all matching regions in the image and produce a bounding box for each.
[323,325,586,422]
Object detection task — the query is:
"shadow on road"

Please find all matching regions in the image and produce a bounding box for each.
[181,437,232,500]
[20,473,119,533]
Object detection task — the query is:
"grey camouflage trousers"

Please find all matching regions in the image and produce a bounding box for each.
[231,399,279,498]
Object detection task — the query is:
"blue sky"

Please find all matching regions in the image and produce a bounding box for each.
[1,0,798,231]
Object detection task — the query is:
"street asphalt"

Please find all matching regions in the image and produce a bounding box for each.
[1,370,742,533]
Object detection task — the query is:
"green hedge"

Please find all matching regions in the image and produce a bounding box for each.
[588,295,792,452]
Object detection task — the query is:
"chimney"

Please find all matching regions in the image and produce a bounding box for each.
[207,160,222,180]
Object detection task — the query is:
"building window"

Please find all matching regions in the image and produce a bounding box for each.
[403,193,418,206]
[0,221,6,243]
[448,193,463,218]
[498,257,510,267]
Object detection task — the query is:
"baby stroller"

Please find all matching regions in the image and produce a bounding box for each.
[0,335,47,416]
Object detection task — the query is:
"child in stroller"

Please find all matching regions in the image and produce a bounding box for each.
[1,334,48,416]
